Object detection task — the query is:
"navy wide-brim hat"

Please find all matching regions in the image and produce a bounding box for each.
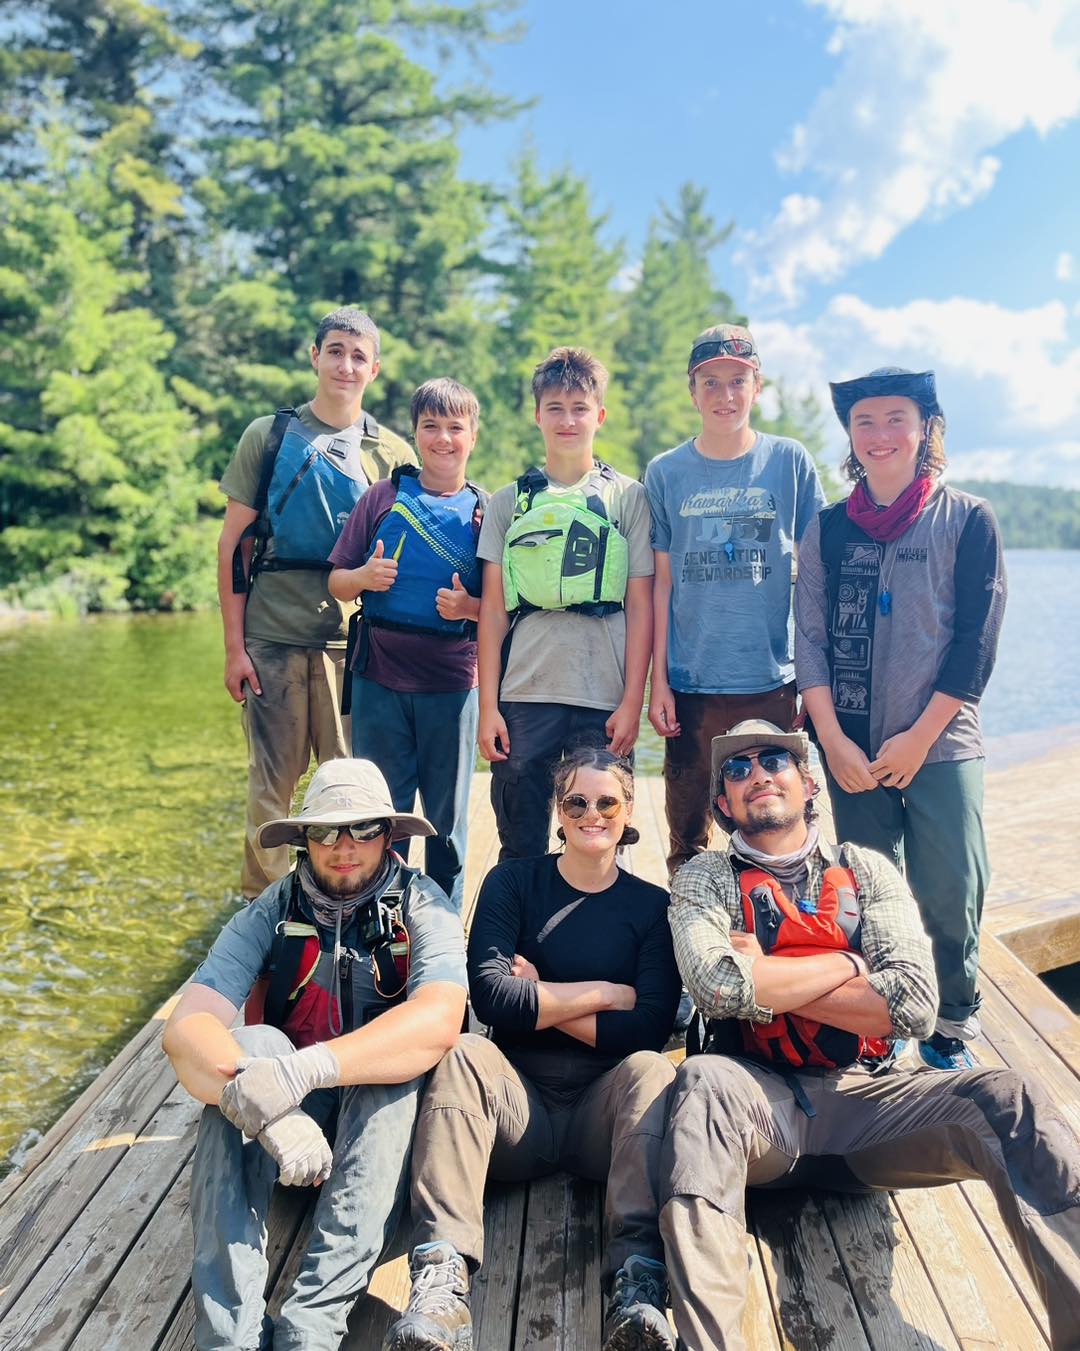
[829,367,944,430]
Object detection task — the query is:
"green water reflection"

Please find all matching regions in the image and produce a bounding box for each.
[0,613,247,1170]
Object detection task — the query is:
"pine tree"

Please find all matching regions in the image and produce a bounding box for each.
[474,155,631,484]
[0,120,216,612]
[617,184,738,473]
[176,0,520,466]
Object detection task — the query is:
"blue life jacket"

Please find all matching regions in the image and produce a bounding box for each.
[232,408,378,591]
[362,466,484,638]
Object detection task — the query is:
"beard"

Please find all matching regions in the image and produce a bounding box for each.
[738,797,803,838]
[309,850,386,900]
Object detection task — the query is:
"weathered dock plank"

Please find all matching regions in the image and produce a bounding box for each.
[1,771,1077,1351]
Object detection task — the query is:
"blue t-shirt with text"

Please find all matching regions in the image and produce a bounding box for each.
[643,433,826,694]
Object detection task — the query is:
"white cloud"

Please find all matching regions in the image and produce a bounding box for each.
[1058,251,1076,282]
[743,0,1080,305]
[755,293,1080,486]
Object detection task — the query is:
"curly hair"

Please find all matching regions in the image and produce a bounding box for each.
[842,413,947,484]
[552,746,640,847]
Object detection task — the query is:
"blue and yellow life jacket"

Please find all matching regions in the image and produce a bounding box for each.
[362,466,485,639]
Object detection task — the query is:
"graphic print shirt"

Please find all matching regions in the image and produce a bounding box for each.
[643,434,826,693]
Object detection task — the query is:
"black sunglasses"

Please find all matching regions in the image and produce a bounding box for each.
[720,748,793,782]
[304,820,390,846]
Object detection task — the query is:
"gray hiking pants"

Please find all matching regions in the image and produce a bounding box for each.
[660,1054,1080,1350]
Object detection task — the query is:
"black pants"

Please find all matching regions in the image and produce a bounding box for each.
[490,701,615,859]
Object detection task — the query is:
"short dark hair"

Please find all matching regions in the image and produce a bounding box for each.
[552,746,640,848]
[314,307,380,357]
[713,760,819,830]
[531,346,608,407]
[410,378,481,431]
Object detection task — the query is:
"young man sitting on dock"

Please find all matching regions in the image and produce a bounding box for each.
[163,759,467,1351]
[659,720,1080,1350]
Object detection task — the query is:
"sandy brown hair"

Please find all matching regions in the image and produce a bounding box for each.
[531,347,609,407]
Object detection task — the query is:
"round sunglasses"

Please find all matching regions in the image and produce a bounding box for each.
[558,793,625,820]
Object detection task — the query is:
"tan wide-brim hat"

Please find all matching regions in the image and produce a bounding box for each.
[709,719,810,815]
[257,759,436,851]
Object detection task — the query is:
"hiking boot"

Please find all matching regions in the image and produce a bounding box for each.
[381,1242,472,1351]
[602,1255,675,1350]
[918,1032,976,1072]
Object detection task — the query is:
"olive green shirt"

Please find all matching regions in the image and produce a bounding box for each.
[220,403,415,648]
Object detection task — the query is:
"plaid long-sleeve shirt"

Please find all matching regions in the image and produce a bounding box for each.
[669,838,939,1040]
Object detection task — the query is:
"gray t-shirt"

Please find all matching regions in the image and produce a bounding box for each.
[191,865,467,1027]
[477,466,654,712]
[643,434,826,693]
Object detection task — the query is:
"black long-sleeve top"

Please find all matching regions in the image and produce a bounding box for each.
[467,855,680,1093]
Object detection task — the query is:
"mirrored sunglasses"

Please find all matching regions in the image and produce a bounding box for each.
[690,336,756,366]
[720,748,793,782]
[304,820,390,846]
[559,793,624,819]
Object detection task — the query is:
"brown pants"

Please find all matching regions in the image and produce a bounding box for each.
[660,1055,1080,1350]
[663,684,796,878]
[409,1034,676,1285]
[241,639,349,898]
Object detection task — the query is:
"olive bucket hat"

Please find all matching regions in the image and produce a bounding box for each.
[257,759,435,851]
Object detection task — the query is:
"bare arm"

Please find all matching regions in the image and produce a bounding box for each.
[800,685,878,792]
[869,692,965,790]
[791,977,894,1038]
[163,984,244,1104]
[606,575,653,757]
[647,551,680,738]
[165,980,466,1103]
[477,561,511,761]
[217,499,261,701]
[326,981,465,1083]
[327,539,398,602]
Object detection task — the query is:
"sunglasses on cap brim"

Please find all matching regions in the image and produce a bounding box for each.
[690,337,756,369]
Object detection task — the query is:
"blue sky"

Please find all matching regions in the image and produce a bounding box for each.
[444,0,1080,487]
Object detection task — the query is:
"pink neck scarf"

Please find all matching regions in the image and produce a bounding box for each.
[846,474,935,542]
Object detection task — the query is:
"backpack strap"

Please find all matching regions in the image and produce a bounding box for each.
[231,407,296,594]
[263,869,311,1030]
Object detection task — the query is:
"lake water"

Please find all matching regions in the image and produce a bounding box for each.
[0,549,1077,1169]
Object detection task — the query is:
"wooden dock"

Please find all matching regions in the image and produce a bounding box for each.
[1,773,1079,1350]
[982,730,1080,973]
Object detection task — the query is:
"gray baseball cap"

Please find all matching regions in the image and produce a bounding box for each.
[257,759,436,851]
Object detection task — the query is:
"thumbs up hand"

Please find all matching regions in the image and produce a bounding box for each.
[435,571,480,622]
[360,536,398,592]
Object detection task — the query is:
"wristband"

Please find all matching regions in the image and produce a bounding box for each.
[842,951,864,979]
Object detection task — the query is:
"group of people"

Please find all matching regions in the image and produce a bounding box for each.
[162,306,1080,1350]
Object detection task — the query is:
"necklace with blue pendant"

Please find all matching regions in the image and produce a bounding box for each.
[878,545,896,617]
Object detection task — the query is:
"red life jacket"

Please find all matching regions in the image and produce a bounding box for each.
[735,863,892,1071]
[244,864,412,1049]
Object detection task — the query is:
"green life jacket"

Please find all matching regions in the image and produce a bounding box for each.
[501,463,629,617]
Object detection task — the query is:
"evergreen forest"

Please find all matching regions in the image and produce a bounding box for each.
[0,0,844,615]
[2,4,1069,617]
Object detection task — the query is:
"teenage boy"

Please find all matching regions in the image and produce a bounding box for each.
[327,379,486,912]
[217,307,415,899]
[643,324,826,877]
[477,347,654,859]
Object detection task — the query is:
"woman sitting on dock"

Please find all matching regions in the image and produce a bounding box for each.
[383,747,682,1351]
[795,367,1006,1071]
